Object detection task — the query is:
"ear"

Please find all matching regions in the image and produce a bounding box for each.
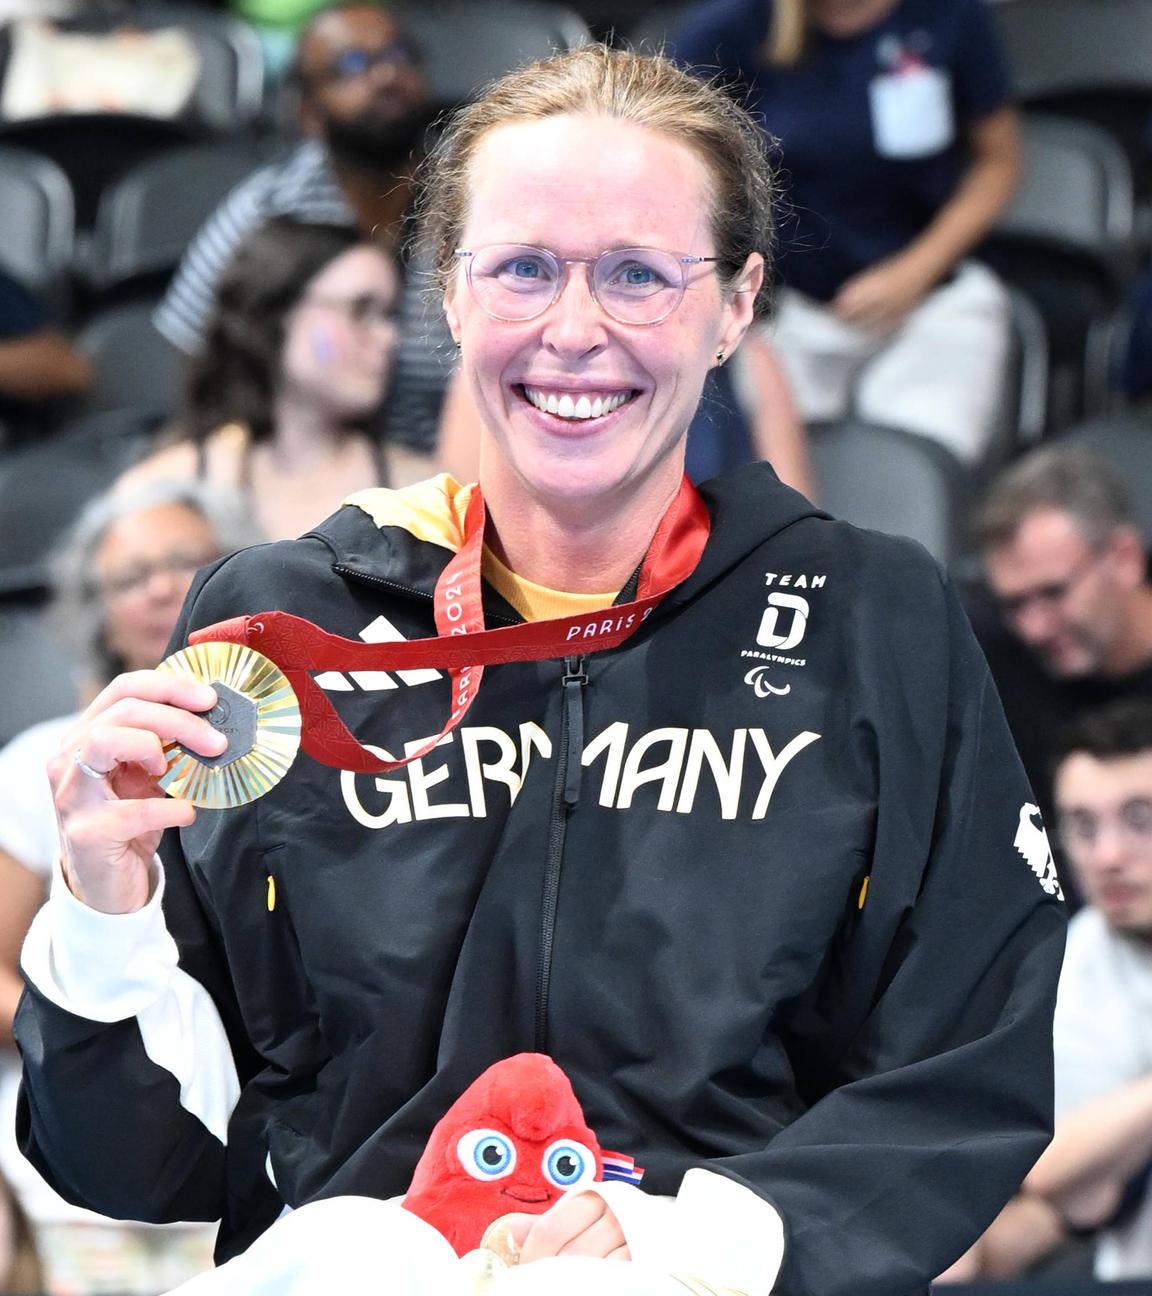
[1108,524,1147,587]
[716,252,765,361]
[444,290,462,347]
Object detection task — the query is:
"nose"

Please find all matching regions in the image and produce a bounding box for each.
[1083,822,1129,872]
[1012,597,1059,647]
[540,264,607,360]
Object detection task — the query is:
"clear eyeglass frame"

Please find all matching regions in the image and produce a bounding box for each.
[454,244,721,326]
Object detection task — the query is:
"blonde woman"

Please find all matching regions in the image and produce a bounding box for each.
[21,46,1059,1296]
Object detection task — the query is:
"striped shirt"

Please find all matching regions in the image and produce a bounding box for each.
[154,138,452,455]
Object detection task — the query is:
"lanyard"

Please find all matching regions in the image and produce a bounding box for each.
[189,476,710,773]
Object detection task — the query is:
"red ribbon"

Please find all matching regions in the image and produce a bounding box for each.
[189,476,710,773]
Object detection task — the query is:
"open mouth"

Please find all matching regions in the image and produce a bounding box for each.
[520,385,638,422]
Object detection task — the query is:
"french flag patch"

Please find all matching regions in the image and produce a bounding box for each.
[600,1151,645,1185]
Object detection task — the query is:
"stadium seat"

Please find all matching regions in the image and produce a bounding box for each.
[982,113,1138,430]
[396,1,591,108]
[0,599,79,746]
[990,0,1152,192]
[808,419,969,565]
[84,139,264,296]
[0,143,74,308]
[75,301,183,419]
[0,411,154,598]
[1059,410,1152,541]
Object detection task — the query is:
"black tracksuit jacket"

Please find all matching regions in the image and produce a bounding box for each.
[17,465,1066,1295]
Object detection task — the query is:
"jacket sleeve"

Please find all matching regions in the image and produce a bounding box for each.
[710,561,1066,1296]
[14,563,260,1226]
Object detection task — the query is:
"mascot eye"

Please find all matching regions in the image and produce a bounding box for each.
[541,1139,596,1189]
[457,1128,517,1180]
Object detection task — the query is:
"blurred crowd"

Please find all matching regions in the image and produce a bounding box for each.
[1,0,1152,1292]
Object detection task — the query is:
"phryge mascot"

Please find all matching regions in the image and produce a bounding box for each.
[164,1053,780,1296]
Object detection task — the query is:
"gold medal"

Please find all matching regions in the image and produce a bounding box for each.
[157,642,301,809]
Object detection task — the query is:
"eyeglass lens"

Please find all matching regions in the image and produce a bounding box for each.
[1058,798,1152,850]
[464,245,692,324]
[329,42,416,79]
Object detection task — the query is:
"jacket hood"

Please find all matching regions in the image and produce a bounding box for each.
[311,466,826,609]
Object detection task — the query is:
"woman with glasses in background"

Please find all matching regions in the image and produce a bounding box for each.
[119,217,409,541]
[22,47,1062,1296]
[0,480,254,1296]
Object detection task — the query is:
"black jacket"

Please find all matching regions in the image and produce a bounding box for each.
[18,465,1065,1295]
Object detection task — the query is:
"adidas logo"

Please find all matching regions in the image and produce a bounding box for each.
[316,615,442,693]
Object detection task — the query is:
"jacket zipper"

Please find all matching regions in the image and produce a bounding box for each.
[535,654,587,1050]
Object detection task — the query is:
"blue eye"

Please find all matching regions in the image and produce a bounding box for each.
[457,1128,516,1180]
[621,264,656,286]
[510,258,543,279]
[541,1139,596,1189]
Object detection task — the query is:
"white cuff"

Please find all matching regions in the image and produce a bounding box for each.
[587,1170,784,1296]
[20,855,175,1022]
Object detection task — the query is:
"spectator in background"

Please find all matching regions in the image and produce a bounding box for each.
[121,219,404,541]
[0,264,90,443]
[673,0,1019,467]
[971,446,1152,885]
[155,2,450,465]
[942,698,1152,1282]
[0,479,252,1296]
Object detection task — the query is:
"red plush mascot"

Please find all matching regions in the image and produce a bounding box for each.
[402,1053,640,1256]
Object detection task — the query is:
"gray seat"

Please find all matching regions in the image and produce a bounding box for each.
[809,420,968,565]
[85,140,262,293]
[991,0,1152,102]
[991,0,1152,197]
[75,301,183,419]
[10,4,267,133]
[0,602,79,748]
[984,113,1138,428]
[0,143,74,307]
[0,412,151,597]
[398,2,591,107]
[1059,411,1152,542]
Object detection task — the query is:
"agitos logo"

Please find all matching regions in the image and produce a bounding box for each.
[756,593,809,652]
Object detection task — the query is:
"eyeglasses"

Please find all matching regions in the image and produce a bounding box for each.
[319,41,420,82]
[95,551,219,600]
[1057,798,1152,852]
[303,294,401,328]
[455,244,721,326]
[995,550,1104,622]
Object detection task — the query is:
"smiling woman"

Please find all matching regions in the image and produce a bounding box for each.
[16,44,1064,1296]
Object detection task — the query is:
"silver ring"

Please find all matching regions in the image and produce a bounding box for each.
[73,750,111,780]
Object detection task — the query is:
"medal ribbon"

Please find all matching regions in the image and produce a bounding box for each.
[189,475,710,774]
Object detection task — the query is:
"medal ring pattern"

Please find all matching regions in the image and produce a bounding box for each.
[157,642,301,808]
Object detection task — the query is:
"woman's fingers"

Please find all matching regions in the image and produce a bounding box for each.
[81,671,218,725]
[55,700,226,793]
[518,1193,628,1264]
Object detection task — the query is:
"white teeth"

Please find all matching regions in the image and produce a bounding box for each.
[523,387,632,419]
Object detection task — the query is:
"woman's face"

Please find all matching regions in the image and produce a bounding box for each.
[281,244,400,421]
[445,113,761,514]
[95,503,221,672]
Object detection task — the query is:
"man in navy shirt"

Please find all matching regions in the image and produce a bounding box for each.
[674,0,1019,466]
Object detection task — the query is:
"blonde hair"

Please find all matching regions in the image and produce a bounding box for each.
[417,44,778,320]
[762,0,808,66]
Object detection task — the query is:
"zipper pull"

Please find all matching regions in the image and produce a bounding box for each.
[562,655,588,807]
